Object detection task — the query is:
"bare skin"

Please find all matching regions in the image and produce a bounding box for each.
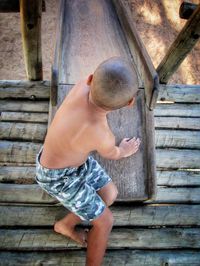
[40,74,140,265]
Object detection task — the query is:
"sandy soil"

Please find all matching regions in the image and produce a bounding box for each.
[0,0,199,84]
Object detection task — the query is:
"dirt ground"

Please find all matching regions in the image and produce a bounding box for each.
[0,0,199,84]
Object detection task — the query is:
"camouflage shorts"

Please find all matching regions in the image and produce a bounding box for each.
[35,147,112,221]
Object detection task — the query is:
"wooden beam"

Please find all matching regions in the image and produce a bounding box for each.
[20,0,43,80]
[0,100,49,112]
[179,2,198,19]
[0,251,200,266]
[154,103,200,117]
[0,111,48,123]
[0,228,200,249]
[0,122,47,141]
[158,84,200,103]
[157,4,200,84]
[0,80,50,99]
[1,204,200,226]
[155,117,200,130]
[0,184,200,204]
[0,0,45,12]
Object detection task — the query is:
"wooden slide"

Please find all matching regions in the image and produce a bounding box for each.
[49,0,159,201]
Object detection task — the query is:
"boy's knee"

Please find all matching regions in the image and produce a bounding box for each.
[92,207,114,230]
[105,186,118,207]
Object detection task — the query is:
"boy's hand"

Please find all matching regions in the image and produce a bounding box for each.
[119,137,141,158]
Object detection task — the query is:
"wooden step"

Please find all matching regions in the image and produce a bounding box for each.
[0,250,199,266]
[1,167,199,186]
[0,204,199,227]
[0,80,50,99]
[0,228,199,250]
[0,100,49,112]
[0,184,200,204]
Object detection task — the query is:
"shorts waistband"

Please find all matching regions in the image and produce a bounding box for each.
[36,146,81,177]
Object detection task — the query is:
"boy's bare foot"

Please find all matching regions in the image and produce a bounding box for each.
[54,220,88,247]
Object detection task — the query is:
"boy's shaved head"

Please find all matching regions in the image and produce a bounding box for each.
[91,57,139,110]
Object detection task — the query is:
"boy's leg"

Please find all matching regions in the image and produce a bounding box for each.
[86,207,114,266]
[54,212,88,246]
[97,181,118,207]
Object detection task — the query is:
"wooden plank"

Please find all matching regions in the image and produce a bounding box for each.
[0,250,200,266]
[1,204,200,226]
[0,184,57,204]
[0,0,46,12]
[0,141,199,169]
[0,228,200,250]
[0,112,48,123]
[158,84,200,103]
[58,0,132,84]
[154,104,200,117]
[179,2,198,19]
[157,170,200,187]
[155,117,200,130]
[0,122,46,141]
[0,166,35,184]
[157,4,200,84]
[20,0,43,80]
[1,166,199,187]
[156,149,200,169]
[0,80,50,99]
[0,100,49,112]
[155,130,200,149]
[112,0,159,109]
[1,184,200,204]
[152,187,200,203]
[0,141,41,164]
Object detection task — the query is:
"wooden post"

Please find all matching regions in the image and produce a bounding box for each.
[179,2,198,19]
[20,0,43,81]
[157,4,200,84]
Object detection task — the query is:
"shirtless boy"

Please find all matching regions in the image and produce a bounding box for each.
[35,56,140,266]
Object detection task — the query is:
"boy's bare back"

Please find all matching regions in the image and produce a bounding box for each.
[40,79,114,169]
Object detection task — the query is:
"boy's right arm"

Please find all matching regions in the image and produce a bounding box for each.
[97,136,141,160]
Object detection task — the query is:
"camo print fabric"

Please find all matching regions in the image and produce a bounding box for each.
[35,147,112,221]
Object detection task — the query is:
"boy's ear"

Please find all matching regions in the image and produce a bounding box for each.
[127,97,135,107]
[87,74,93,85]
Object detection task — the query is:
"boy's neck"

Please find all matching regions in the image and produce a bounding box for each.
[88,91,110,117]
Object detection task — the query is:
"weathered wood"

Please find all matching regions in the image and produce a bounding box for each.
[157,4,200,84]
[179,2,198,19]
[157,170,200,187]
[156,149,200,169]
[112,0,159,109]
[0,141,41,164]
[0,250,200,266]
[0,166,35,184]
[155,104,200,117]
[1,204,200,226]
[1,184,200,204]
[158,84,200,102]
[155,117,200,130]
[58,0,131,84]
[155,129,200,149]
[0,141,199,168]
[0,184,56,204]
[0,111,48,123]
[0,100,49,113]
[20,0,43,80]
[0,122,46,141]
[0,228,200,250]
[0,0,45,12]
[0,80,50,99]
[1,166,199,187]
